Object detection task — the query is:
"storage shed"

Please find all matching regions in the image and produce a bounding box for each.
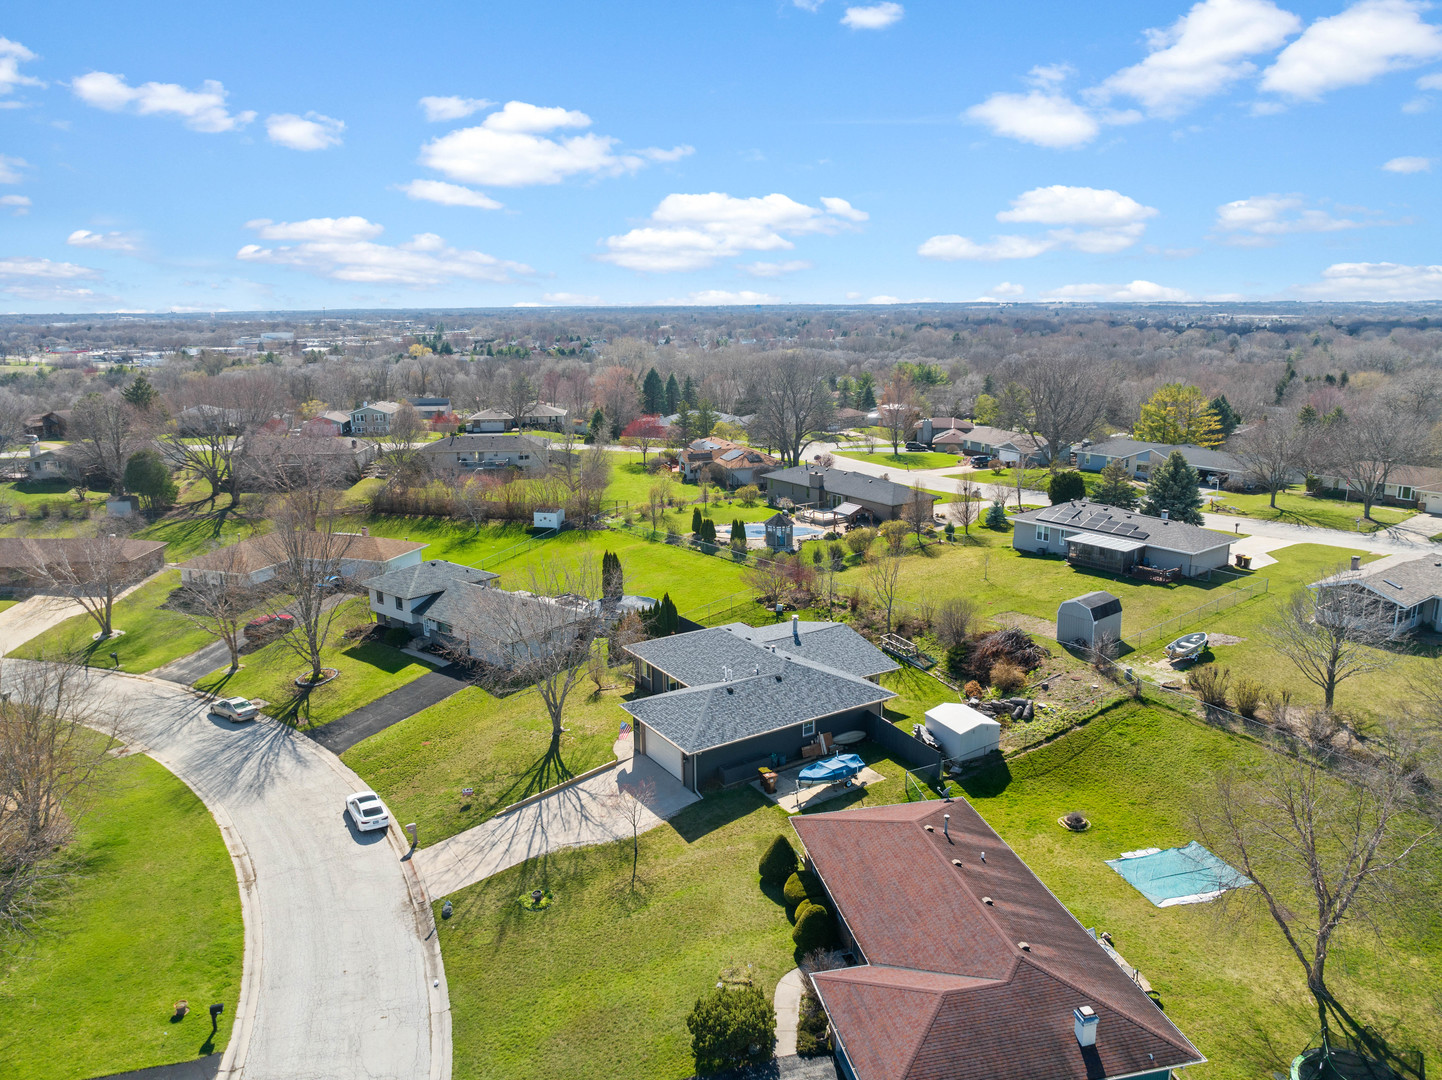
[1057,590,1123,648]
[923,702,1001,762]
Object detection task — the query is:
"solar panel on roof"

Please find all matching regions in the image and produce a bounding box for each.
[720,448,744,461]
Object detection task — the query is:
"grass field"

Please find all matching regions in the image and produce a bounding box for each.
[836,449,969,470]
[0,750,243,1080]
[1206,485,1416,533]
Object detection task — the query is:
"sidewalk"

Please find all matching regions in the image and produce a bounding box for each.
[773,969,804,1057]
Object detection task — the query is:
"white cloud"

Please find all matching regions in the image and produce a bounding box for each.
[0,154,26,184]
[418,100,686,188]
[921,185,1157,260]
[600,192,867,272]
[1383,154,1431,172]
[1,194,30,215]
[67,229,139,251]
[0,257,95,281]
[0,255,103,300]
[419,95,493,122]
[266,112,344,151]
[0,37,42,96]
[399,179,503,209]
[657,290,780,305]
[539,292,603,305]
[1045,280,1191,301]
[918,234,1056,261]
[866,295,936,304]
[743,260,813,277]
[965,89,1100,148]
[997,185,1157,226]
[71,71,256,132]
[237,217,530,288]
[1213,194,1368,242]
[841,2,904,29]
[1093,0,1301,114]
[1419,72,1442,89]
[991,282,1026,297]
[794,0,825,10]
[1302,260,1442,299]
[1261,0,1442,100]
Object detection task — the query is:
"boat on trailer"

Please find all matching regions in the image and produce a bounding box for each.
[1165,631,1208,660]
[797,753,866,788]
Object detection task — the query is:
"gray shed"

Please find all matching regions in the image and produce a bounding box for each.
[1057,591,1123,648]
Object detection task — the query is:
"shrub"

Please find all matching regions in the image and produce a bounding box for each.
[934,597,976,648]
[796,992,830,1057]
[944,522,955,542]
[844,527,876,557]
[945,642,969,681]
[879,519,910,555]
[1046,469,1086,504]
[1233,676,1263,718]
[984,500,1008,528]
[1186,664,1231,708]
[963,679,984,699]
[783,870,822,909]
[990,660,1026,692]
[686,985,776,1075]
[736,484,760,506]
[792,902,839,952]
[758,834,798,885]
[827,541,845,572]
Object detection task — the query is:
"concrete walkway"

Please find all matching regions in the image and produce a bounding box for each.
[413,744,698,897]
[773,969,805,1057]
[1200,509,1441,558]
[307,664,469,754]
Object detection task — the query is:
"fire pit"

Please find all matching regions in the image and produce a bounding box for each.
[1059,811,1091,832]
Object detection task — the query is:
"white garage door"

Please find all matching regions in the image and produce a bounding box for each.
[644,728,685,783]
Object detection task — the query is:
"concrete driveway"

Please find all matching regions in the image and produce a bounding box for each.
[3,663,449,1080]
[0,584,148,656]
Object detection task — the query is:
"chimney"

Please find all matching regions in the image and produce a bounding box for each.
[791,613,800,644]
[1073,1005,1098,1048]
[361,526,369,537]
[1350,555,1361,571]
[1160,509,1169,521]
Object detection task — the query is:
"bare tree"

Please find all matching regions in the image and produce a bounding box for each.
[1267,577,1398,710]
[953,476,979,538]
[162,370,287,508]
[879,372,920,456]
[257,497,355,685]
[646,480,672,530]
[867,554,902,633]
[1196,741,1435,1054]
[173,548,262,674]
[67,393,147,494]
[934,597,976,648]
[1325,401,1430,520]
[1011,463,1027,511]
[900,482,933,549]
[0,391,32,458]
[749,352,835,467]
[20,533,156,640]
[611,775,656,889]
[1019,350,1114,470]
[0,658,130,935]
[500,370,541,432]
[1233,411,1313,508]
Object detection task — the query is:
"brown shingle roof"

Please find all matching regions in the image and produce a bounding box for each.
[793,800,1202,1080]
[0,537,166,570]
[177,532,425,573]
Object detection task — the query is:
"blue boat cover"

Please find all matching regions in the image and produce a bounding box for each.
[797,753,866,786]
[1106,841,1252,907]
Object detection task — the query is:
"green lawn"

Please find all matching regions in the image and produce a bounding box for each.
[1206,485,1416,533]
[836,448,970,470]
[196,597,432,727]
[344,683,628,845]
[0,750,243,1080]
[950,466,1109,497]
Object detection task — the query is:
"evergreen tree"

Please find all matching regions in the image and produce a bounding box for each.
[122,374,156,411]
[601,551,623,599]
[674,405,695,444]
[682,374,698,408]
[123,449,177,510]
[1208,394,1241,435]
[695,400,718,438]
[1046,470,1086,504]
[692,506,703,535]
[856,372,877,411]
[731,518,747,552]
[664,372,680,414]
[984,499,1008,528]
[836,376,855,408]
[642,368,665,414]
[587,408,606,444]
[1143,450,1204,524]
[643,593,679,636]
[1297,403,1320,427]
[1093,459,1139,510]
[1136,383,1224,448]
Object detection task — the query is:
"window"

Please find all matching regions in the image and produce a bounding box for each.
[394,595,403,609]
[1036,525,1051,543]
[802,720,815,737]
[373,590,381,603]
[1398,486,1414,501]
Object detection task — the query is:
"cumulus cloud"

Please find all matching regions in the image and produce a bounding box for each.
[841,2,904,30]
[237,216,530,288]
[1212,194,1370,243]
[1045,280,1191,302]
[1261,0,1442,100]
[71,71,256,132]
[419,100,690,188]
[0,37,43,97]
[1,194,30,215]
[399,179,503,209]
[266,112,344,151]
[67,229,139,251]
[1382,154,1431,172]
[419,95,493,122]
[0,154,26,184]
[1092,0,1300,114]
[600,192,867,272]
[991,282,1026,297]
[657,290,780,305]
[1302,260,1442,299]
[0,255,102,302]
[965,89,1100,149]
[743,260,813,277]
[920,185,1157,261]
[539,292,602,305]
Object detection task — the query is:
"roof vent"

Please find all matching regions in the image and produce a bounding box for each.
[1160,510,1169,521]
[726,687,734,695]
[1383,579,1402,589]
[1074,1005,1098,1048]
[923,824,934,832]
[774,674,783,682]
[951,859,963,867]
[1017,941,1031,952]
[981,896,994,906]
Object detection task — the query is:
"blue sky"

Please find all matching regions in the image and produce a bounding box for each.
[2,0,1440,311]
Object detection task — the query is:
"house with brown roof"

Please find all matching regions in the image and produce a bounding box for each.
[0,537,167,591]
[677,438,779,489]
[177,531,426,587]
[792,799,1204,1080]
[1312,463,1442,514]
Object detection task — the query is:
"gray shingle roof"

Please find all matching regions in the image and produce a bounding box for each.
[1065,591,1122,619]
[1316,555,1442,610]
[419,433,551,455]
[1084,437,1243,475]
[1013,499,1234,556]
[761,465,933,509]
[425,583,591,644]
[626,620,898,686]
[361,559,498,599]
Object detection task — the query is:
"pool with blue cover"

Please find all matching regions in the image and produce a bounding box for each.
[1106,841,1252,907]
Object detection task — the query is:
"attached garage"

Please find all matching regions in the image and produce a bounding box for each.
[638,723,686,786]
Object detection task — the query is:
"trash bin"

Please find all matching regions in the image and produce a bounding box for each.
[760,769,778,794]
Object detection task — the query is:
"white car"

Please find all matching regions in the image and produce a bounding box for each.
[212,697,260,722]
[346,791,391,832]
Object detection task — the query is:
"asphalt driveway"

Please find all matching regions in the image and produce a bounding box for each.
[307,663,469,754]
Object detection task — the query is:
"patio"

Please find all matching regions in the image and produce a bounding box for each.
[750,760,886,814]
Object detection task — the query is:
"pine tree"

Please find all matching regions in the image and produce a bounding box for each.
[856,373,877,411]
[122,374,156,410]
[601,551,623,599]
[695,400,717,438]
[664,372,680,414]
[1143,450,1204,525]
[643,593,680,636]
[836,376,855,408]
[984,499,1008,528]
[691,506,703,535]
[1093,459,1139,510]
[642,368,665,414]
[1208,394,1241,435]
[587,408,605,444]
[682,374,698,408]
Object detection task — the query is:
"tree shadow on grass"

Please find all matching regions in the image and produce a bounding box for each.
[669,787,771,844]
[478,731,581,817]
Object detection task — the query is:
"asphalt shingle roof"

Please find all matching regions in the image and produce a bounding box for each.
[626,620,898,686]
[1084,437,1243,475]
[1013,499,1234,556]
[761,465,933,509]
[1317,555,1442,610]
[361,559,498,599]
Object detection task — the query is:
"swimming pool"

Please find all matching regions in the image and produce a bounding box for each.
[735,522,826,540]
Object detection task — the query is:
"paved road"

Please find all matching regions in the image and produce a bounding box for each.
[7,664,449,1080]
[308,664,469,754]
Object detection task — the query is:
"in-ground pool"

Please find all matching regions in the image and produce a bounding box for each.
[734,522,826,540]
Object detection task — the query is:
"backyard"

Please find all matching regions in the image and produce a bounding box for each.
[0,748,243,1080]
[835,448,970,470]
[1206,485,1417,533]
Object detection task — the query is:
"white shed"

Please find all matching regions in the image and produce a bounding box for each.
[924,702,1001,762]
[533,507,565,531]
[1057,591,1123,648]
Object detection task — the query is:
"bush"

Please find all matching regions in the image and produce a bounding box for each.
[686,985,776,1075]
[934,597,975,648]
[879,519,910,555]
[844,527,876,557]
[759,834,798,885]
[1233,677,1262,719]
[783,870,821,910]
[990,660,1026,692]
[1186,664,1231,708]
[736,484,760,506]
[963,679,984,699]
[792,902,839,952]
[1046,469,1086,504]
[796,992,830,1057]
[985,500,1008,528]
[945,642,969,681]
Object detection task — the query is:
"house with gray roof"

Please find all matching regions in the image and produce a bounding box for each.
[1312,554,1442,634]
[365,559,499,633]
[677,437,778,488]
[957,425,1052,465]
[418,432,561,475]
[1011,499,1235,578]
[1077,437,1244,484]
[622,618,898,792]
[762,464,937,523]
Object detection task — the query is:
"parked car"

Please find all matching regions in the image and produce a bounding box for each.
[904,441,926,452]
[212,696,260,722]
[969,455,992,467]
[244,613,295,641]
[345,791,390,832]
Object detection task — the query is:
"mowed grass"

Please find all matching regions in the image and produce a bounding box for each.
[958,699,1442,1079]
[343,683,628,845]
[1207,485,1416,533]
[196,597,432,727]
[836,449,970,470]
[0,750,243,1080]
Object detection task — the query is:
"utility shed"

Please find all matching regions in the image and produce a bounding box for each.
[923,702,1000,761]
[1057,590,1123,648]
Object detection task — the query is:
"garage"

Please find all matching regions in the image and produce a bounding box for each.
[639,724,686,784]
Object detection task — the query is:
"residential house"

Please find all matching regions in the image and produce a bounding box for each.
[1312,464,1442,513]
[1077,437,1245,485]
[241,434,380,485]
[622,618,899,792]
[365,559,500,633]
[1011,499,1234,578]
[409,397,452,421]
[791,799,1204,1080]
[301,410,353,437]
[958,425,1052,465]
[1312,554,1442,634]
[418,433,560,475]
[33,410,72,439]
[828,407,868,432]
[762,464,937,524]
[350,400,401,435]
[176,404,245,435]
[677,438,779,489]
[915,416,974,447]
[26,443,65,481]
[465,404,569,433]
[0,537,167,592]
[177,531,426,587]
